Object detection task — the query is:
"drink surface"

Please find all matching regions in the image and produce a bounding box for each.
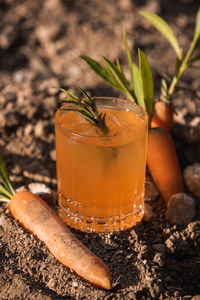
[55,102,148,232]
[57,106,146,139]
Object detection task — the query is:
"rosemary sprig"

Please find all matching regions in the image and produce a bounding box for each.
[0,154,15,202]
[55,87,109,135]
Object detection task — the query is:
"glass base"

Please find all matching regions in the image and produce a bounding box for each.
[58,193,144,233]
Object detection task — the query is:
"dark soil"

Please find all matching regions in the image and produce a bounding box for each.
[0,0,200,299]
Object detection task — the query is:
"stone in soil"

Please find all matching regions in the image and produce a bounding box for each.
[166,193,196,225]
[184,163,200,199]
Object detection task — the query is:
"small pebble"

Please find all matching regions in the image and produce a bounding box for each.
[34,120,49,138]
[38,77,59,95]
[190,117,200,127]
[47,278,55,289]
[166,193,196,225]
[5,92,17,102]
[72,282,78,287]
[173,107,187,125]
[16,183,57,205]
[141,0,160,14]
[172,124,200,144]
[28,182,57,205]
[50,149,56,161]
[0,215,8,227]
[117,0,133,11]
[192,296,200,300]
[0,114,6,127]
[184,163,200,198]
[0,26,16,49]
[24,123,33,136]
[12,164,22,175]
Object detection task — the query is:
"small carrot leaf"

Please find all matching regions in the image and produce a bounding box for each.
[193,7,200,46]
[0,154,15,196]
[139,10,182,60]
[131,63,145,109]
[123,28,133,71]
[116,59,123,72]
[161,78,168,100]
[80,55,117,88]
[102,56,134,101]
[102,57,128,91]
[138,49,154,123]
[115,59,132,93]
[123,28,135,92]
[0,184,11,199]
[0,195,10,202]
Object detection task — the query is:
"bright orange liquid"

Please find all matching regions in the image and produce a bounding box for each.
[55,100,148,232]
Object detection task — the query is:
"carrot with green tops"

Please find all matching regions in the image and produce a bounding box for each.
[139,9,200,132]
[147,128,184,203]
[80,31,185,204]
[0,155,112,290]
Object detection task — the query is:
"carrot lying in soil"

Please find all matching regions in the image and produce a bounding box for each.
[0,157,112,290]
[147,127,185,203]
[151,100,173,132]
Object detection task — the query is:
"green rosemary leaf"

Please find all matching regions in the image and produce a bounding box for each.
[77,87,93,105]
[59,99,84,106]
[58,87,109,135]
[77,86,97,114]
[77,111,97,125]
[54,87,80,100]
[60,106,95,120]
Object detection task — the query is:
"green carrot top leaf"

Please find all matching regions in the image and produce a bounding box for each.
[193,7,200,46]
[139,10,182,60]
[0,154,15,202]
[138,48,154,125]
[55,86,109,135]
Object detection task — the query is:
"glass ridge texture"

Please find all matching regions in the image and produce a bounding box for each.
[55,97,148,232]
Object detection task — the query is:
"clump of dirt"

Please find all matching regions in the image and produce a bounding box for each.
[0,0,200,299]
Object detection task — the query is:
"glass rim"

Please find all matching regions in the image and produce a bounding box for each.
[55,96,148,141]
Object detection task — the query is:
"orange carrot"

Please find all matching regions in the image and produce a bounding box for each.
[0,156,112,290]
[9,190,112,289]
[147,127,184,203]
[151,100,173,132]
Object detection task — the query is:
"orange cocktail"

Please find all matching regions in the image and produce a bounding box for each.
[55,97,148,232]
